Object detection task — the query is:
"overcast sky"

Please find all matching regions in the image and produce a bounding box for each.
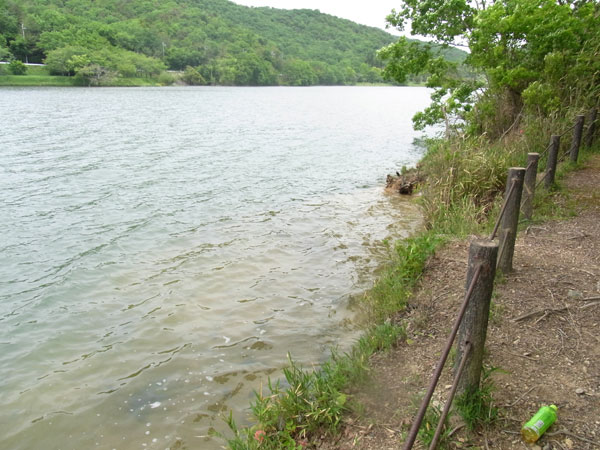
[231,1,405,35]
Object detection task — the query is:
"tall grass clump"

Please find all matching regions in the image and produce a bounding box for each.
[454,366,501,431]
[417,135,525,235]
[364,231,444,322]
[224,322,406,448]
[417,98,599,237]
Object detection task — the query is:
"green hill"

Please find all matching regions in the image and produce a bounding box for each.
[0,0,466,86]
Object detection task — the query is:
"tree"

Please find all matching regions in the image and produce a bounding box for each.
[1,0,427,86]
[281,59,317,86]
[0,44,11,61]
[45,46,87,75]
[8,59,27,74]
[75,63,115,86]
[181,65,206,85]
[382,0,600,137]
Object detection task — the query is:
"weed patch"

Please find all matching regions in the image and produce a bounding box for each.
[224,323,406,448]
[364,231,445,322]
[454,366,501,431]
[416,403,452,449]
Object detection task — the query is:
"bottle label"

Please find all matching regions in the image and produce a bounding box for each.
[532,420,545,432]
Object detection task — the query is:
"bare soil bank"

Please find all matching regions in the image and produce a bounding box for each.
[319,155,600,449]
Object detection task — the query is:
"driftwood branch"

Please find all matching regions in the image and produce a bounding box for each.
[545,428,599,446]
[512,307,568,322]
[503,386,535,408]
[581,300,600,309]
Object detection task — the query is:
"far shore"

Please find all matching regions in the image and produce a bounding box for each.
[0,63,418,88]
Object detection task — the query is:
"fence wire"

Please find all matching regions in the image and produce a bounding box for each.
[490,178,517,240]
[403,108,596,449]
[403,265,483,450]
[429,342,473,450]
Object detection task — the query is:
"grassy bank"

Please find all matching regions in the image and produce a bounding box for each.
[0,65,165,87]
[222,105,599,448]
[0,66,402,88]
[0,74,77,86]
[0,74,162,87]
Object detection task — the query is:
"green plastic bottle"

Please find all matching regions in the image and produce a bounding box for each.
[521,405,558,443]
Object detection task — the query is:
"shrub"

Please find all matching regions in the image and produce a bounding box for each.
[8,60,27,75]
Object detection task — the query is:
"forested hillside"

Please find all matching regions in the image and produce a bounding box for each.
[0,0,463,86]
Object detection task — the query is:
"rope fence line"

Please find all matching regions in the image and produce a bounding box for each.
[489,179,517,240]
[536,168,550,189]
[536,127,584,189]
[429,342,472,450]
[536,109,598,182]
[559,122,576,138]
[538,140,553,158]
[403,265,483,450]
[402,105,598,450]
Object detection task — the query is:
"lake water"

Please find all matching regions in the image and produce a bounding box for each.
[0,86,430,449]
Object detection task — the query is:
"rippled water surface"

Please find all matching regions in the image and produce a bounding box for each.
[1,86,430,449]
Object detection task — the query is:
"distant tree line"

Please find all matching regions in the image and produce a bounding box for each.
[0,0,465,85]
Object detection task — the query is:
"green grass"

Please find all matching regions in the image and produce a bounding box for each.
[364,231,445,323]
[416,403,453,449]
[454,366,501,431]
[224,323,406,449]
[0,74,77,86]
[0,68,162,87]
[108,77,161,86]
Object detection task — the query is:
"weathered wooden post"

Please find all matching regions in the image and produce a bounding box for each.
[585,108,597,148]
[498,167,526,273]
[521,153,539,220]
[545,135,561,189]
[569,115,585,163]
[455,239,498,396]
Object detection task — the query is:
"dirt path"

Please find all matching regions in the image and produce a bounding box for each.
[319,155,600,449]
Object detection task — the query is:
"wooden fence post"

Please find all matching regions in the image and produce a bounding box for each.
[498,167,526,273]
[455,239,498,396]
[585,108,597,148]
[545,135,561,189]
[569,115,585,163]
[521,153,539,220]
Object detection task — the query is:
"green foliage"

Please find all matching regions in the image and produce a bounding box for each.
[43,44,165,78]
[44,46,85,75]
[388,0,474,44]
[0,0,459,86]
[281,59,317,86]
[454,366,501,431]
[224,355,350,448]
[383,0,600,137]
[378,37,431,84]
[225,322,406,448]
[0,45,11,61]
[417,136,522,233]
[8,59,26,74]
[181,65,206,85]
[365,232,444,322]
[75,63,115,86]
[416,403,453,449]
[157,71,175,86]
